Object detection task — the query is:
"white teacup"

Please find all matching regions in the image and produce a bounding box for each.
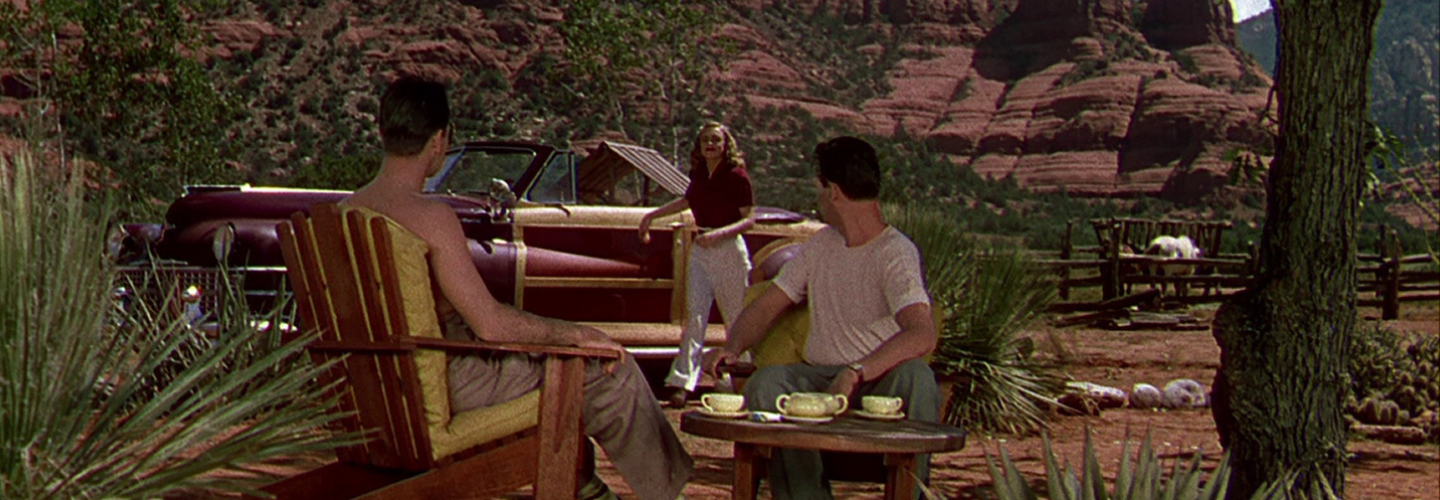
[862,395,904,415]
[776,392,848,417]
[701,393,745,413]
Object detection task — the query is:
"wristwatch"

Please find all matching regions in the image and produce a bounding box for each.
[846,362,865,382]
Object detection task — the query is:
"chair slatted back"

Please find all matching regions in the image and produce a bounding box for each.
[278,204,436,470]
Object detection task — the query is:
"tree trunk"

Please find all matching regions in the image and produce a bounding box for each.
[1210,0,1382,498]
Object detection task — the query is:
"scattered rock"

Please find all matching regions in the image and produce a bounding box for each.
[1131,383,1165,409]
[1162,378,1208,408]
[1067,381,1128,408]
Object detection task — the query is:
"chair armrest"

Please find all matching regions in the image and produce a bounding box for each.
[306,340,413,353]
[410,337,621,359]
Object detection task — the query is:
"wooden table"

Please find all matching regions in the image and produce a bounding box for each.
[680,412,967,500]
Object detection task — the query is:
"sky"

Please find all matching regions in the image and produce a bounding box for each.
[1231,0,1272,22]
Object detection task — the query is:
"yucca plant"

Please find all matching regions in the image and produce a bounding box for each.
[1,150,356,499]
[884,204,1064,435]
[984,431,1338,500]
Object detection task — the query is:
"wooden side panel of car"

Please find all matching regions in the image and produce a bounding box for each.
[510,206,683,323]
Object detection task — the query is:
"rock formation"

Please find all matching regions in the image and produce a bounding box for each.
[1141,0,1236,49]
[0,0,1278,203]
[721,0,1275,201]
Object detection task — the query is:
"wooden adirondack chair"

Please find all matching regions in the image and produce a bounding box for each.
[262,203,617,500]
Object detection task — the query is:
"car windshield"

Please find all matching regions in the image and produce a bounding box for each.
[433,149,535,195]
[527,153,576,204]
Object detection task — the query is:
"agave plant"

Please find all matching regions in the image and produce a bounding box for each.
[984,431,1338,500]
[1,150,355,499]
[884,204,1064,435]
[988,431,1231,500]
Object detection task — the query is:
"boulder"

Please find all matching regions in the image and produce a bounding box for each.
[1131,383,1165,409]
[1162,378,1208,409]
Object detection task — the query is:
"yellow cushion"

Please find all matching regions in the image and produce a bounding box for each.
[346,206,452,430]
[745,280,943,368]
[747,281,810,368]
[374,217,541,463]
[430,386,539,459]
[344,206,543,461]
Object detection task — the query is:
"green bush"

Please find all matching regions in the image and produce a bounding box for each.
[980,432,1339,500]
[885,203,1064,435]
[288,152,380,190]
[0,149,354,498]
[1173,52,1200,74]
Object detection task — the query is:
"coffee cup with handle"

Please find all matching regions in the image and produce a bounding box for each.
[861,395,904,415]
[701,393,745,413]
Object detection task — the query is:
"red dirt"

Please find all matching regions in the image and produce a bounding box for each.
[190,303,1439,499]
[581,304,1440,500]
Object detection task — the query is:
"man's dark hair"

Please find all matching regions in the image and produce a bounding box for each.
[814,136,881,200]
[378,77,450,156]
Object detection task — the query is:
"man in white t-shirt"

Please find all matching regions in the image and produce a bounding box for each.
[703,136,938,500]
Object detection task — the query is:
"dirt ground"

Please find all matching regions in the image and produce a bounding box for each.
[213,304,1438,499]
[578,303,1440,500]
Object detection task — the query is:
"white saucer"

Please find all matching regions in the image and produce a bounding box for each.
[853,410,906,421]
[781,414,835,424]
[697,408,750,419]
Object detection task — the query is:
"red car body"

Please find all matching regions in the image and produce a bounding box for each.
[130,140,822,361]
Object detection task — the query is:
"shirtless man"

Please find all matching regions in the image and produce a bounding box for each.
[343,77,692,500]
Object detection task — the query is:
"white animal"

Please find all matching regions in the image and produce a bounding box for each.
[1144,235,1202,295]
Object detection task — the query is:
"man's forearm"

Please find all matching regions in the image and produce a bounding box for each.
[724,304,776,355]
[487,306,600,346]
[853,328,935,381]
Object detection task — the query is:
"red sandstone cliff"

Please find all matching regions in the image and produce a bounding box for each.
[721,0,1274,202]
[1,0,1275,204]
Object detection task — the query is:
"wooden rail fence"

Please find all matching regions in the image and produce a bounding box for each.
[1037,219,1438,319]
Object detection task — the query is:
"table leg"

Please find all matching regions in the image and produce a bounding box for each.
[733,443,759,500]
[884,453,917,500]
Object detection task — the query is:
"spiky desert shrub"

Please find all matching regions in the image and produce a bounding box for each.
[984,432,1338,500]
[0,149,354,499]
[885,203,1064,435]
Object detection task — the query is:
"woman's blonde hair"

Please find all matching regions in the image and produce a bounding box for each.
[689,122,746,170]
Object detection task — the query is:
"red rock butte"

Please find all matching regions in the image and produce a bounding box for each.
[0,0,1277,203]
[723,0,1274,202]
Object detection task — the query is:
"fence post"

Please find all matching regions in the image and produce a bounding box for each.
[1247,240,1259,282]
[1383,226,1401,320]
[1059,220,1073,300]
[1101,221,1119,300]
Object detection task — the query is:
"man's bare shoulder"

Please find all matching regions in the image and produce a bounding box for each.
[343,188,458,244]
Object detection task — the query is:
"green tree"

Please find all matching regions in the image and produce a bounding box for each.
[0,0,237,218]
[559,0,724,162]
[1210,0,1384,498]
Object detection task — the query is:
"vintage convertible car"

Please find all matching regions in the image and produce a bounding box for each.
[125,140,822,362]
